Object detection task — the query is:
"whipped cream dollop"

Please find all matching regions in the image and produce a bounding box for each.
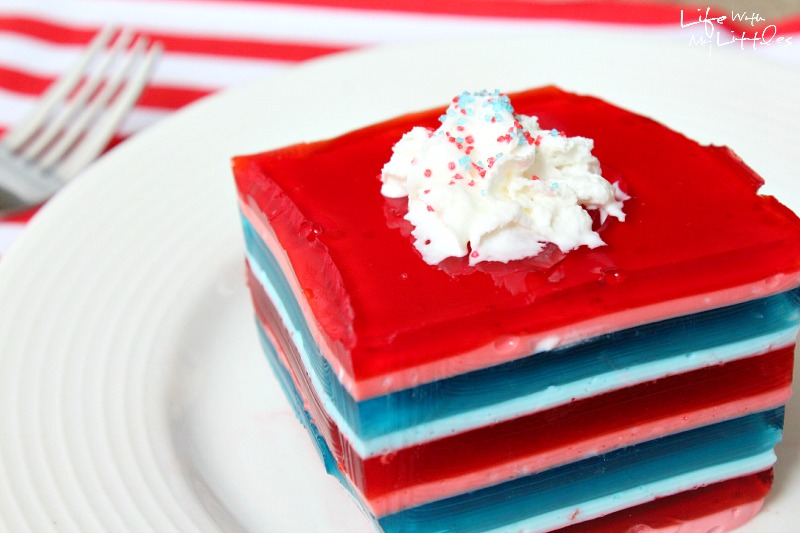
[380,90,627,265]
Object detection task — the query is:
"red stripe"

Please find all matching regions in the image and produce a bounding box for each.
[0,65,213,110]
[139,84,212,111]
[771,14,800,33]
[0,16,98,44]
[104,0,800,33]
[148,32,349,61]
[128,0,685,25]
[0,15,352,61]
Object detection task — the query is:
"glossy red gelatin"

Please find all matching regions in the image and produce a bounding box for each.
[232,86,800,399]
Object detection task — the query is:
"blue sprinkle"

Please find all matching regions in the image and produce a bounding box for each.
[458,155,471,167]
[456,137,465,144]
[456,117,467,126]
[551,182,559,190]
[550,128,559,137]
[458,91,475,108]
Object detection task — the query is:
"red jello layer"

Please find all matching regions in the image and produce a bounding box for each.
[233,86,800,396]
[556,470,773,532]
[248,262,793,516]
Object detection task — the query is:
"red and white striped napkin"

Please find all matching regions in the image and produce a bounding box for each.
[1,0,798,257]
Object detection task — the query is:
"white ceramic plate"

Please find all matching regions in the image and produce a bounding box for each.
[1,29,799,532]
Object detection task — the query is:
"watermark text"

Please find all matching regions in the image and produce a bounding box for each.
[680,7,793,50]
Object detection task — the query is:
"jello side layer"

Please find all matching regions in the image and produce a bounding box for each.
[249,259,794,515]
[233,86,800,398]
[258,320,782,533]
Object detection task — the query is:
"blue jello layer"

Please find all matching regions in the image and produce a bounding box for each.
[242,214,800,456]
[258,322,782,532]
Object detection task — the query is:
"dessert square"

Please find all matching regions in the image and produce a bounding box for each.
[233,87,800,532]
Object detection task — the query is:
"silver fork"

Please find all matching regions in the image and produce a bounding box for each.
[0,26,162,210]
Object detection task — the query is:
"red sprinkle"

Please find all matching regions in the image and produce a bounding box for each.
[448,162,456,170]
[465,135,474,144]
[471,162,487,178]
[427,205,435,212]
[472,162,486,178]
[424,169,432,178]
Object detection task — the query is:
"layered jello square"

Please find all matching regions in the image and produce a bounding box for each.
[232,87,800,532]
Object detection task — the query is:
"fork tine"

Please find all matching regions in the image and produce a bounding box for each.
[37,32,143,170]
[2,25,118,151]
[22,28,135,161]
[56,39,163,180]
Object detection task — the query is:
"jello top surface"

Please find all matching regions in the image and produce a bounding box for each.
[233,87,800,387]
